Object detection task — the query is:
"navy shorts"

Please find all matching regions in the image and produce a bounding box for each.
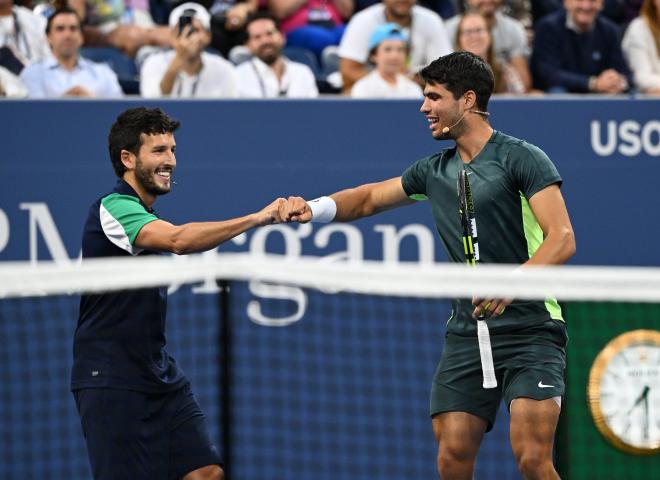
[74,384,221,480]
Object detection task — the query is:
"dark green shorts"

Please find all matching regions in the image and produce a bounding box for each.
[430,319,568,432]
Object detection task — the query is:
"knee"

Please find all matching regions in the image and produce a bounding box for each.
[211,465,224,480]
[437,444,476,478]
[185,464,224,480]
[516,451,553,479]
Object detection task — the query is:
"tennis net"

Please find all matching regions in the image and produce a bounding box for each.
[2,255,659,479]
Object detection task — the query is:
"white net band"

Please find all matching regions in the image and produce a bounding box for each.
[2,253,660,302]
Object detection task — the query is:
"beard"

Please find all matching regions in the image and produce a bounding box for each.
[134,156,171,196]
[257,44,282,65]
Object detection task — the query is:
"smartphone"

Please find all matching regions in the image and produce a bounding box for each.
[178,11,197,36]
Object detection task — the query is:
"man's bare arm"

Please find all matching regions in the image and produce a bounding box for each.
[282,177,415,223]
[135,198,284,254]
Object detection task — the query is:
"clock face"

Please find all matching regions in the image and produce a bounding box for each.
[588,330,660,455]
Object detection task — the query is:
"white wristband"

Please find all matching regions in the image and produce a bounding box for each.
[308,196,337,223]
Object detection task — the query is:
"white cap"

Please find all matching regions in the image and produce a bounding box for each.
[168,2,211,31]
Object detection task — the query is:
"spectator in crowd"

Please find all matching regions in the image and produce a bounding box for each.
[140,2,238,98]
[68,0,171,58]
[207,0,258,57]
[236,13,318,97]
[501,0,533,24]
[355,0,456,18]
[338,0,452,93]
[350,22,422,97]
[0,0,51,73]
[269,0,353,58]
[446,0,531,90]
[531,0,631,93]
[530,0,642,25]
[0,63,26,96]
[454,10,525,92]
[530,0,563,25]
[622,0,660,94]
[20,7,123,98]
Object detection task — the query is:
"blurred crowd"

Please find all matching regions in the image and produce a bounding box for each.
[0,0,658,98]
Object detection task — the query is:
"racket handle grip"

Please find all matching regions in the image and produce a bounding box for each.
[477,319,497,389]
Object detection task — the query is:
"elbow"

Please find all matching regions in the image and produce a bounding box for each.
[167,228,195,255]
[560,227,576,262]
[170,245,188,256]
[169,238,201,255]
[168,239,188,255]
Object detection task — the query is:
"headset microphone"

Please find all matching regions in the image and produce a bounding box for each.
[441,109,490,134]
[442,112,467,134]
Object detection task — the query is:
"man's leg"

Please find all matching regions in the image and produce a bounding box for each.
[169,385,223,480]
[509,398,561,480]
[74,388,168,479]
[432,411,487,480]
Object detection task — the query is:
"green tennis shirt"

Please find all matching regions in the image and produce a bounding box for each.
[401,130,564,335]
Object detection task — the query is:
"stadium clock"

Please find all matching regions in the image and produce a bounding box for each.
[588,330,660,455]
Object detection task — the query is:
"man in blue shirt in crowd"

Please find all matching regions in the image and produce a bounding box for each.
[531,0,631,93]
[20,7,122,98]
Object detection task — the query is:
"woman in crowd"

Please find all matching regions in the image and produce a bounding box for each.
[454,10,525,94]
[622,0,660,94]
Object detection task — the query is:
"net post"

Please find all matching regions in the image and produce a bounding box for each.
[218,279,232,477]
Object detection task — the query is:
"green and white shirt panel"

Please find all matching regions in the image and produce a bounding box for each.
[99,193,159,256]
[401,130,564,334]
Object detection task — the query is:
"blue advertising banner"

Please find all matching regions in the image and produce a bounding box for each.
[1,98,658,480]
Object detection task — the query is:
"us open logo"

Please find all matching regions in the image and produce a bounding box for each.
[591,120,660,157]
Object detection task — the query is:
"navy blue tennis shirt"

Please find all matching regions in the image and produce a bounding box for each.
[71,179,187,393]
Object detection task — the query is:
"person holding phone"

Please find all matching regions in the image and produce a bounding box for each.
[140,2,239,98]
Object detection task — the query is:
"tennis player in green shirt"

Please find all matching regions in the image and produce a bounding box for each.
[280,52,575,479]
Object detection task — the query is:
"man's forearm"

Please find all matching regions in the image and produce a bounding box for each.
[153,215,262,255]
[524,227,576,267]
[160,59,183,95]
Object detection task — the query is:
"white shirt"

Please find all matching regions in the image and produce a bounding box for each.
[140,50,238,98]
[0,6,51,66]
[338,4,452,73]
[235,57,318,98]
[20,56,123,98]
[622,17,660,91]
[446,11,528,61]
[350,70,422,98]
[0,65,27,97]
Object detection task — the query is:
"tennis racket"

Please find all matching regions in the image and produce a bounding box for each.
[457,168,497,389]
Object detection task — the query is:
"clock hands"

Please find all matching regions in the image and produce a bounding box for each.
[625,385,650,442]
[643,386,649,442]
[626,385,649,413]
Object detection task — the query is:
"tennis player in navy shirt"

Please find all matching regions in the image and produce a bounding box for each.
[72,107,284,480]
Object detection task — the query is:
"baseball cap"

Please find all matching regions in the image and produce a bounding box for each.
[368,23,409,51]
[168,2,211,31]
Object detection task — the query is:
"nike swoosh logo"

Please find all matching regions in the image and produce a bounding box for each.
[538,381,555,388]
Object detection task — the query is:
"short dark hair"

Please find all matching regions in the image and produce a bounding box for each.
[46,7,82,35]
[108,108,181,178]
[245,12,281,38]
[419,52,494,112]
